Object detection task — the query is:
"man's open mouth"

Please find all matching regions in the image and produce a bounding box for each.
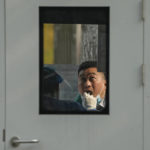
[85,91,93,95]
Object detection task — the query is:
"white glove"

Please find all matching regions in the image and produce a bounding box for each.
[81,92,97,110]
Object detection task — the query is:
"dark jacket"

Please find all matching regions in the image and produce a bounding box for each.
[40,96,86,114]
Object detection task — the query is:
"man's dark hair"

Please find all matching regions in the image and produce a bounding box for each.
[78,61,97,75]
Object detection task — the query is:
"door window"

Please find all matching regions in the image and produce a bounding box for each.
[39,7,109,114]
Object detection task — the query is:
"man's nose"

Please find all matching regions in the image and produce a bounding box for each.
[84,80,91,88]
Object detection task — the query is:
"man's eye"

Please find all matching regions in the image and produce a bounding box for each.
[89,76,96,81]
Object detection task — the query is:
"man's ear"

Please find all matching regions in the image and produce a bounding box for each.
[103,79,106,85]
[102,80,106,92]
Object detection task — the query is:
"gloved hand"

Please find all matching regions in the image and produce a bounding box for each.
[81,92,97,110]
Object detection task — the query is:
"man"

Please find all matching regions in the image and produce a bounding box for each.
[75,61,106,111]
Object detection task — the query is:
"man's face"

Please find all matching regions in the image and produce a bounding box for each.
[78,67,106,97]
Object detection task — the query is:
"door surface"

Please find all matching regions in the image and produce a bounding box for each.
[5,0,144,150]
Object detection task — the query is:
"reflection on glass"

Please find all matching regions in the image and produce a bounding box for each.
[43,24,103,65]
[43,24,107,101]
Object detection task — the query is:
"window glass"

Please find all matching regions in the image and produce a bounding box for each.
[40,7,109,114]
